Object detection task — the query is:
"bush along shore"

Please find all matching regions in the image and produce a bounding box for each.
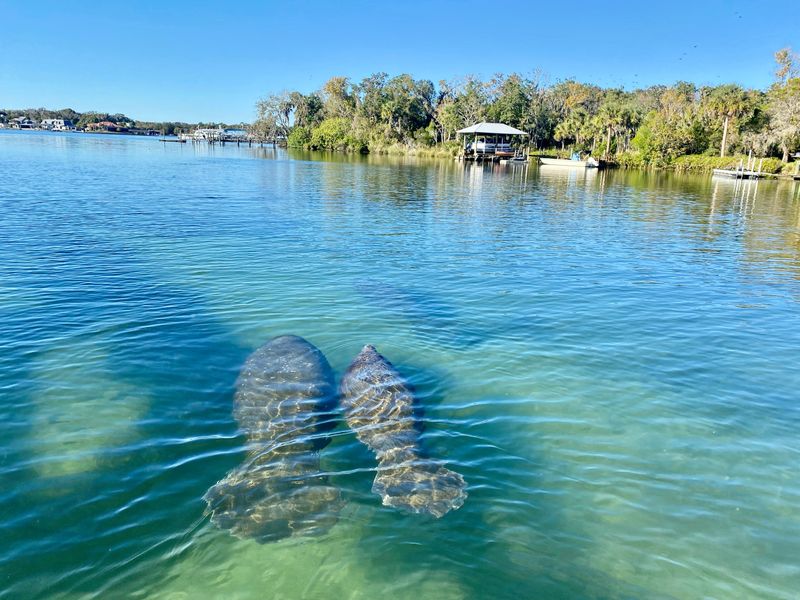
[253,49,800,174]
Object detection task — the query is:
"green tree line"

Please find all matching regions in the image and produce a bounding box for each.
[254,49,800,167]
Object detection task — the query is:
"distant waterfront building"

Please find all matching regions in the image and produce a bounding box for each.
[85,121,128,133]
[40,118,75,131]
[192,127,225,140]
[223,128,248,140]
[188,127,252,142]
[456,122,528,158]
[127,127,161,136]
[11,116,36,129]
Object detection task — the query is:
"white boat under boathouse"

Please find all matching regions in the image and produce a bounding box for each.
[457,122,528,161]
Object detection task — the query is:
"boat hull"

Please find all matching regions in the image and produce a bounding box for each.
[539,157,594,168]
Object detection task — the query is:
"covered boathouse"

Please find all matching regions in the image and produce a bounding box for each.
[457,122,528,161]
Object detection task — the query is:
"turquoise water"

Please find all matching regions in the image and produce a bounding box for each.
[2,130,800,599]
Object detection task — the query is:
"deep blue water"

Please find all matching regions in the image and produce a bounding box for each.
[1,130,800,599]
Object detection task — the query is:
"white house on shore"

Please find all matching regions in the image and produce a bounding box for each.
[40,118,75,131]
[11,116,36,129]
[192,127,224,140]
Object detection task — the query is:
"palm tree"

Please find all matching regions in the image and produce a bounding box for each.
[705,85,751,157]
[594,96,641,159]
[554,109,590,150]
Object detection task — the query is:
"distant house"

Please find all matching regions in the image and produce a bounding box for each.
[85,121,128,133]
[192,127,225,140]
[127,127,161,136]
[223,127,248,140]
[11,116,36,129]
[40,118,75,131]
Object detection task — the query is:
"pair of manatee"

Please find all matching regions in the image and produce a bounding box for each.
[203,335,467,543]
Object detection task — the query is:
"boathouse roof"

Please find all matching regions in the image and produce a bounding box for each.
[457,122,527,136]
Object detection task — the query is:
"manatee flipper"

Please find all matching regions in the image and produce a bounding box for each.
[373,460,466,518]
[340,345,467,518]
[203,462,341,542]
[204,335,341,542]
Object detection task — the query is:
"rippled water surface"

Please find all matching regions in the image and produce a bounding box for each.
[2,130,800,599]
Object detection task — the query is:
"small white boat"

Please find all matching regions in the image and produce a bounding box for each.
[539,156,599,168]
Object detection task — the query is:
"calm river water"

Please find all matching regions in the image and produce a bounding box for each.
[1,130,799,599]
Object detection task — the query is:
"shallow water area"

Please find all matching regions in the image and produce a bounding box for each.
[1,130,800,599]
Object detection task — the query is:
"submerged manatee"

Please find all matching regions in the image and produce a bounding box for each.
[340,345,467,517]
[204,335,341,542]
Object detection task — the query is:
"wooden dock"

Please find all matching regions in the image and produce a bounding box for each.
[712,154,766,180]
[458,154,505,163]
[457,153,528,163]
[712,168,764,179]
[176,128,281,147]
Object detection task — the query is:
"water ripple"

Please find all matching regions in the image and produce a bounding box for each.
[1,132,800,599]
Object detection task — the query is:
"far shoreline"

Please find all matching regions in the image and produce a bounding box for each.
[3,128,798,180]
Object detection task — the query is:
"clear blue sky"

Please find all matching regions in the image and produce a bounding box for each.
[1,0,796,123]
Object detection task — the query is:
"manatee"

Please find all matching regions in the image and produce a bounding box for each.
[203,335,341,542]
[339,345,467,517]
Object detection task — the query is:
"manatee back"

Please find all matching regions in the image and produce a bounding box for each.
[340,345,468,517]
[233,335,336,450]
[339,345,419,454]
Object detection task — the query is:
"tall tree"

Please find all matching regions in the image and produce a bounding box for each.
[454,77,487,128]
[354,73,388,127]
[380,75,434,142]
[554,108,591,149]
[320,77,355,120]
[254,92,294,139]
[289,92,324,129]
[704,84,752,157]
[487,74,530,129]
[774,47,799,83]
[766,77,800,162]
[595,91,638,158]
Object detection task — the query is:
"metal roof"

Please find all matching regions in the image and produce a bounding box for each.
[456,122,528,135]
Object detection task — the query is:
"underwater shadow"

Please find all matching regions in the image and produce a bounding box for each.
[327,348,669,600]
[0,233,255,599]
[354,278,492,350]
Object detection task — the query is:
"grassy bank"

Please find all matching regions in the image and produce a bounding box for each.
[615,152,795,175]
[365,141,460,158]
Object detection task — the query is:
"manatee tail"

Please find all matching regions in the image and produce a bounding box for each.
[203,465,341,542]
[372,461,467,518]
